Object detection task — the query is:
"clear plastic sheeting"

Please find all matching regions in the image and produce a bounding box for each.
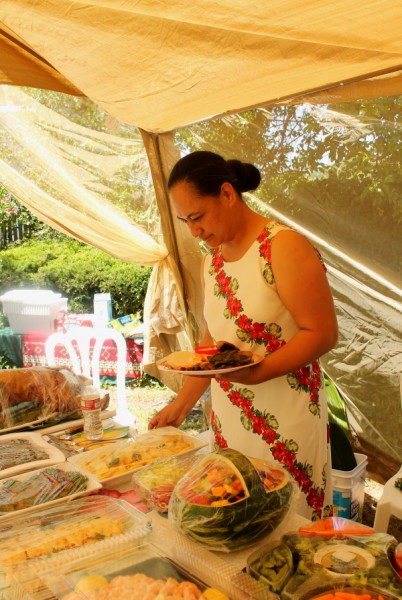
[174,97,402,462]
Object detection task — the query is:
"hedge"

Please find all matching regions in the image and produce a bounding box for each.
[0,238,152,319]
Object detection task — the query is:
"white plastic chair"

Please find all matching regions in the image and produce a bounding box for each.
[44,326,135,427]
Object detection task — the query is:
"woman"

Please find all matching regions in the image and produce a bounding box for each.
[149,151,338,520]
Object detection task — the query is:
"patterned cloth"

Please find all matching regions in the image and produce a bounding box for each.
[203,222,333,520]
[22,333,143,379]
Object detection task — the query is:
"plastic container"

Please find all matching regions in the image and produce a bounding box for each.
[0,461,101,521]
[131,453,200,513]
[331,453,368,522]
[0,289,67,334]
[247,540,294,593]
[67,426,208,488]
[4,495,151,600]
[0,495,151,566]
[93,292,113,326]
[30,539,255,600]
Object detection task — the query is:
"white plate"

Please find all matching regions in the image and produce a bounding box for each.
[67,426,208,489]
[157,353,264,376]
[0,431,66,479]
[0,461,101,521]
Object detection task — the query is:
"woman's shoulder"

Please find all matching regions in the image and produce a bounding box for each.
[260,220,294,239]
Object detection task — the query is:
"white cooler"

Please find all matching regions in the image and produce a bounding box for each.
[0,289,67,334]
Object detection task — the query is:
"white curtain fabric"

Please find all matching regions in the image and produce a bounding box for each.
[0,86,191,388]
[0,86,164,265]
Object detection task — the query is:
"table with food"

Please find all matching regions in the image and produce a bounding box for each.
[0,351,401,600]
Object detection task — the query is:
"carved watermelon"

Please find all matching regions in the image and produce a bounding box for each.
[168,448,293,552]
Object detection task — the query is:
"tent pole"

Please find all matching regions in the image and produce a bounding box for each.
[139,129,205,346]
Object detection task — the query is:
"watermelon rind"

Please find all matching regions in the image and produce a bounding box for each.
[168,448,293,552]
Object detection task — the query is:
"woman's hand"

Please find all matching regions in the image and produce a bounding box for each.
[148,374,211,430]
[148,401,188,429]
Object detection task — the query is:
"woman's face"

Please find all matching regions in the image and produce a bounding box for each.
[170,180,234,248]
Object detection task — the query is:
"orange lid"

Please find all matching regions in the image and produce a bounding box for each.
[299,517,374,537]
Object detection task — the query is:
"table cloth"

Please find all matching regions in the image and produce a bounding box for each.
[22,333,143,379]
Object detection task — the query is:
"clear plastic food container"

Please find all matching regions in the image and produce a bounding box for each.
[247,540,294,594]
[3,495,151,599]
[0,461,101,520]
[32,543,231,600]
[67,426,207,488]
[131,453,200,513]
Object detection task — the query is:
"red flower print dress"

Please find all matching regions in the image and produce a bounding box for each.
[203,222,333,520]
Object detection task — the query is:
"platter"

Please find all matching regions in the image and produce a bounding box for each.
[67,426,208,489]
[0,461,101,521]
[157,353,264,376]
[0,431,66,479]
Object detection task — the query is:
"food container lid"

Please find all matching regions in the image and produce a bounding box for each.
[0,495,151,568]
[299,516,374,538]
[0,462,101,521]
[247,540,294,593]
[67,426,207,488]
[131,453,201,513]
[33,543,229,600]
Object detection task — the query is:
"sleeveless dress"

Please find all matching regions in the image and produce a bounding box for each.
[203,222,333,520]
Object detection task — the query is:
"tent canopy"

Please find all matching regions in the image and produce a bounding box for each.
[0,1,401,468]
[1,1,402,132]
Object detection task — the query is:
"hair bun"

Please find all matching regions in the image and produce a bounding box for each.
[227,159,261,192]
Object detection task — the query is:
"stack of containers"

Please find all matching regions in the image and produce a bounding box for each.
[0,495,151,599]
[32,520,273,600]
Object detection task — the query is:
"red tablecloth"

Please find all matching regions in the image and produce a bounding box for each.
[22,333,143,379]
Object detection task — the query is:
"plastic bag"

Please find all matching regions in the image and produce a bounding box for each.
[168,448,296,552]
[0,366,106,431]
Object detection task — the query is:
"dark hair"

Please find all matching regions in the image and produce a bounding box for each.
[167,150,261,198]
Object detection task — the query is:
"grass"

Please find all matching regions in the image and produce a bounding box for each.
[105,376,209,435]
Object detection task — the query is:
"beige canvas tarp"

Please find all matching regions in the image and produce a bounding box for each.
[0,1,401,467]
[1,1,402,132]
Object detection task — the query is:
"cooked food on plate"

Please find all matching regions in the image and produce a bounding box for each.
[159,341,256,371]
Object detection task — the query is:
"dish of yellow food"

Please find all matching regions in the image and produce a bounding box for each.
[67,428,206,485]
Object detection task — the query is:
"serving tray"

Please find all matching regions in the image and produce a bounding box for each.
[0,431,66,479]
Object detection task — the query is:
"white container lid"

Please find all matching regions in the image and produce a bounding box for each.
[0,289,62,303]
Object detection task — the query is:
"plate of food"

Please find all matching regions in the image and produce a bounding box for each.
[157,341,264,376]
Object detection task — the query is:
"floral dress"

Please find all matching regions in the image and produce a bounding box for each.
[203,222,333,520]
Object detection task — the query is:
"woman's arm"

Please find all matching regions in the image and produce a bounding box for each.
[217,230,338,385]
[149,254,213,429]
[148,374,211,429]
[148,328,214,429]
